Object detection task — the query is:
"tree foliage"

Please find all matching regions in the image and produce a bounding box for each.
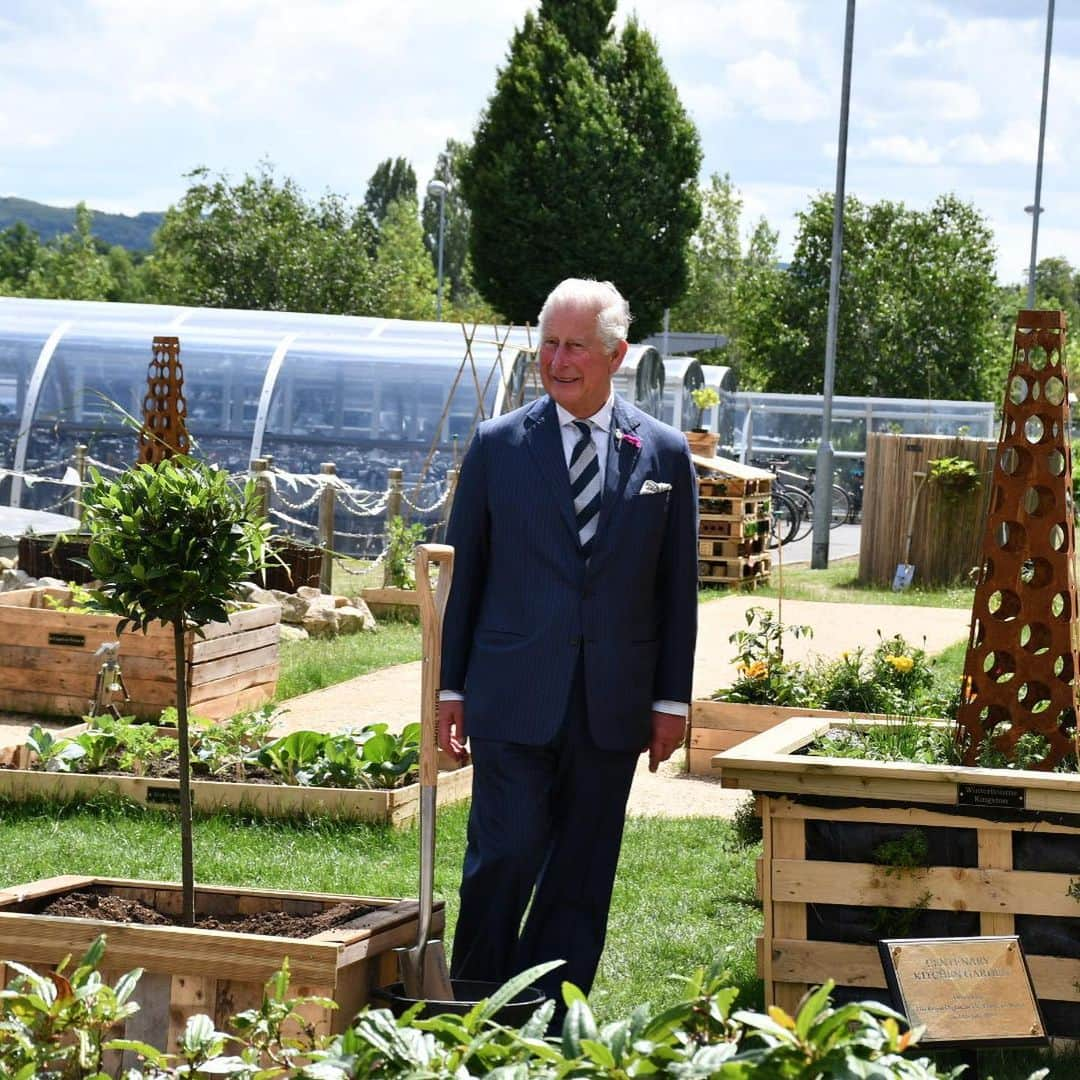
[671,174,783,383]
[374,196,437,320]
[149,164,382,314]
[461,0,701,338]
[756,192,1002,400]
[364,157,417,228]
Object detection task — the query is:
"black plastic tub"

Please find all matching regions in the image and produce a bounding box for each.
[373,980,547,1026]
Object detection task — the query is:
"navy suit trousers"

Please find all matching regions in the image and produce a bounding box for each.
[450,656,639,1003]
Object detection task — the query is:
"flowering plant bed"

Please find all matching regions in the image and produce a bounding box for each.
[0,713,473,826]
[719,713,1080,1037]
[0,586,280,720]
[0,874,438,1055]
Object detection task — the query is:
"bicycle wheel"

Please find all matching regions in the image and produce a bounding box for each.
[781,486,814,541]
[830,484,852,528]
[770,491,799,548]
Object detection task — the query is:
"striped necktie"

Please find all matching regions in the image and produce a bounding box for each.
[569,419,601,557]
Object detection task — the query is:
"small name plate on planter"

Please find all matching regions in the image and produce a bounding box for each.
[958,783,1025,810]
[47,631,86,648]
[146,786,181,805]
[878,936,1046,1049]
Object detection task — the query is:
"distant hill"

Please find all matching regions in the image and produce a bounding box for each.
[0,197,165,251]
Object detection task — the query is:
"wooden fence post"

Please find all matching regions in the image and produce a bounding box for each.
[72,444,88,524]
[383,468,403,587]
[251,458,272,524]
[318,461,336,594]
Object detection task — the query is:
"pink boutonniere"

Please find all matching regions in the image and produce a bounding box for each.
[615,428,642,450]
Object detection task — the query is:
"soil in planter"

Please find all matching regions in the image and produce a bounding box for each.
[40,892,377,938]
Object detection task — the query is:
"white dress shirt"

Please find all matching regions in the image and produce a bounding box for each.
[440,390,688,720]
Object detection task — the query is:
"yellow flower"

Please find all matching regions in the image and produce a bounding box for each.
[885,655,914,674]
[738,661,769,680]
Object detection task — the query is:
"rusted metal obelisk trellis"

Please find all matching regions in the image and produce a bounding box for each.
[956,310,1077,768]
[137,335,190,465]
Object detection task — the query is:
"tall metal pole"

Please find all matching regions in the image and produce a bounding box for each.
[811,0,856,569]
[1026,0,1055,309]
[427,179,448,320]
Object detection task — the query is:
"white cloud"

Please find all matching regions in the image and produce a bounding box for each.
[902,79,981,122]
[855,136,942,166]
[680,81,733,123]
[728,51,829,123]
[948,121,1062,167]
[627,0,804,58]
[884,30,925,58]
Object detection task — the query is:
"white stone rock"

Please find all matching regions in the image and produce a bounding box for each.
[245,585,281,607]
[296,586,322,601]
[0,556,15,571]
[37,576,68,589]
[336,603,377,634]
[304,593,337,615]
[278,623,310,642]
[234,580,257,598]
[0,568,33,592]
[302,607,340,638]
[278,593,310,624]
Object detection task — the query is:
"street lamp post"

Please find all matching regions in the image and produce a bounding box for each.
[1026,0,1055,309]
[427,179,448,320]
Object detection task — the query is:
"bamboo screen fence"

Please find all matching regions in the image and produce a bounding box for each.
[858,432,996,587]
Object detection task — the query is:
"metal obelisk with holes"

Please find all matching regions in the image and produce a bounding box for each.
[137,336,190,465]
[956,310,1077,768]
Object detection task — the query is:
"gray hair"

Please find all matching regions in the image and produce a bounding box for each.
[537,278,632,353]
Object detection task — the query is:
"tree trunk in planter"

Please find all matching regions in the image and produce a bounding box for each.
[0,876,439,1053]
[719,715,1080,1037]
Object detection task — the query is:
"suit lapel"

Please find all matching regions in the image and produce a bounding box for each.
[590,398,641,564]
[523,397,579,544]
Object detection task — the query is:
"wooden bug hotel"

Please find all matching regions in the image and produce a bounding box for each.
[695,456,772,588]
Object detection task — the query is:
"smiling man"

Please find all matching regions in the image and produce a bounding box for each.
[437,278,698,1014]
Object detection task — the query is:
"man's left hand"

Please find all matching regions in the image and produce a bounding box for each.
[648,710,687,773]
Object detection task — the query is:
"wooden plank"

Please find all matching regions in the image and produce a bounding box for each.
[0,874,98,908]
[1028,955,1080,1001]
[768,795,1080,836]
[979,830,1016,936]
[188,662,280,705]
[689,746,741,774]
[197,604,281,640]
[167,973,217,1052]
[191,623,280,662]
[771,939,886,989]
[190,643,280,683]
[772,859,1080,918]
[191,682,279,721]
[0,763,473,826]
[769,811,806,1011]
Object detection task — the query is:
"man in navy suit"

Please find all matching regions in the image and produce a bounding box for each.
[437,278,698,1005]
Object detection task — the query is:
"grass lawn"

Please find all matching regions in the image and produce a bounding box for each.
[274,620,421,701]
[727,559,975,609]
[0,797,760,1024]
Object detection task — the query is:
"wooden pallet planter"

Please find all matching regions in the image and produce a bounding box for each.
[0,755,474,827]
[698,553,770,586]
[0,875,439,1054]
[699,515,770,540]
[0,587,280,720]
[699,495,770,519]
[360,586,421,621]
[698,534,767,559]
[717,715,1080,1036]
[687,701,941,777]
[698,475,771,499]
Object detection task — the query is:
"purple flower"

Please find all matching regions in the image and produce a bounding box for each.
[616,428,642,450]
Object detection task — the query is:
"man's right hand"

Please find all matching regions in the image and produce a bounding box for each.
[437,698,470,764]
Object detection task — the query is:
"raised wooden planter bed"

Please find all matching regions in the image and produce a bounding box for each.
[0,754,474,827]
[361,586,420,621]
[718,715,1080,1037]
[0,587,280,720]
[0,875,438,1053]
[688,701,936,777]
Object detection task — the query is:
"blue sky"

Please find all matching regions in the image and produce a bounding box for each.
[1,0,1076,286]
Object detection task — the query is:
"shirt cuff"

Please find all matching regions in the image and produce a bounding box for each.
[652,700,688,717]
[439,690,464,702]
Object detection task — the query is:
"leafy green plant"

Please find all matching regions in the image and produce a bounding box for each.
[79,456,268,926]
[384,515,427,589]
[927,456,980,500]
[718,606,814,706]
[812,719,963,766]
[689,385,720,430]
[25,723,87,772]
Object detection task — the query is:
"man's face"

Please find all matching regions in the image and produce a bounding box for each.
[538,303,627,419]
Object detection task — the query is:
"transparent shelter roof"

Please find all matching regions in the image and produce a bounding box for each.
[0,297,533,507]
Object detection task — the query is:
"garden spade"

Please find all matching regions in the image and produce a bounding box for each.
[397,543,455,1002]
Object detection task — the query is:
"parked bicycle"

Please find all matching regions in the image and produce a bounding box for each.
[753,456,854,532]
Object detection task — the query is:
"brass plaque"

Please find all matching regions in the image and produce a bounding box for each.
[879,936,1046,1048]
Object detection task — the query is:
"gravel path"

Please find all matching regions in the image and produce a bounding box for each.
[0,594,971,818]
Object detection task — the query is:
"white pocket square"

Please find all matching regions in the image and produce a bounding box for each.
[639,480,671,495]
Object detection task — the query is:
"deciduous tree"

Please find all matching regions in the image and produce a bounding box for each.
[375,196,437,320]
[365,157,417,228]
[461,0,701,337]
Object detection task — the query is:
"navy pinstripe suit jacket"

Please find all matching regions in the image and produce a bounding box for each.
[440,394,698,752]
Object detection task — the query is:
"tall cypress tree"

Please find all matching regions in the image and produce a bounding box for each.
[461,0,701,338]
